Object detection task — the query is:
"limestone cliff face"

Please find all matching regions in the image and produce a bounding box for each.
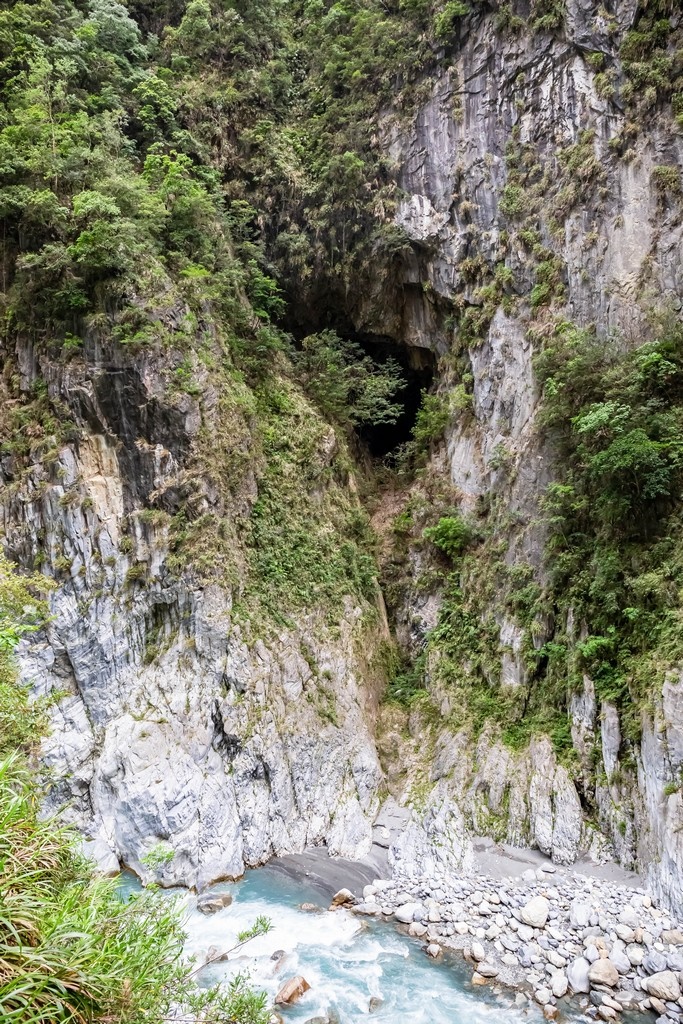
[359,0,683,912]
[3,340,383,889]
[4,0,683,907]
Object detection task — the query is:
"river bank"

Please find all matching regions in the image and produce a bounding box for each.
[247,841,683,1022]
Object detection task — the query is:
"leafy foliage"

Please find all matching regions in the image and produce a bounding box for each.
[295,330,405,429]
[535,316,683,733]
[423,514,473,559]
[395,390,450,471]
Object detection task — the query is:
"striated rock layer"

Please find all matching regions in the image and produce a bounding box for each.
[5,345,383,889]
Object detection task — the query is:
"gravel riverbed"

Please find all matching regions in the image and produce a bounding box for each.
[333,864,683,1022]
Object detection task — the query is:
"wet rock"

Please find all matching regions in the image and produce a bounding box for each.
[301,903,322,913]
[426,943,441,958]
[275,976,311,1006]
[368,997,383,1013]
[353,903,381,916]
[197,892,233,915]
[330,888,355,908]
[206,945,229,963]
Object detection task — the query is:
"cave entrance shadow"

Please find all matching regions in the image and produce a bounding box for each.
[356,335,436,461]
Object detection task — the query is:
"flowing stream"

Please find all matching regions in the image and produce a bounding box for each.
[122,865,546,1023]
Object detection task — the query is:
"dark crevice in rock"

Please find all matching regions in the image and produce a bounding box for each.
[211,700,241,760]
[356,335,437,460]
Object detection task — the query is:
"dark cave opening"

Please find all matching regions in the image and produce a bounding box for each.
[355,336,436,460]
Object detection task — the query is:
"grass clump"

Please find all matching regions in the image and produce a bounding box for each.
[423,513,474,559]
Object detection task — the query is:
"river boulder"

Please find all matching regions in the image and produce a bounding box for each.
[275,976,311,1005]
[643,971,681,1001]
[330,888,355,908]
[587,959,619,988]
[567,957,591,993]
[394,902,422,924]
[197,892,233,915]
[521,896,549,928]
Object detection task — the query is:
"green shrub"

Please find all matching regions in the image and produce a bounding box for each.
[386,652,427,705]
[423,514,473,559]
[499,184,529,218]
[434,1,470,39]
[652,165,682,197]
[529,0,565,32]
[295,330,405,430]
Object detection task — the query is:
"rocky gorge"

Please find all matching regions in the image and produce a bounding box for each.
[2,0,683,1004]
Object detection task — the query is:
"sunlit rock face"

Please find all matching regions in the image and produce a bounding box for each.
[7,349,383,890]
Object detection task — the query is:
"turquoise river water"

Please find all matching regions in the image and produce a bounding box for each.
[121,865,549,1023]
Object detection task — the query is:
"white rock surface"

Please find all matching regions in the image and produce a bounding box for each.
[566,957,591,994]
[521,896,549,929]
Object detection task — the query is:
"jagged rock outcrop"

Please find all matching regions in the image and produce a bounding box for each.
[5,342,384,889]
